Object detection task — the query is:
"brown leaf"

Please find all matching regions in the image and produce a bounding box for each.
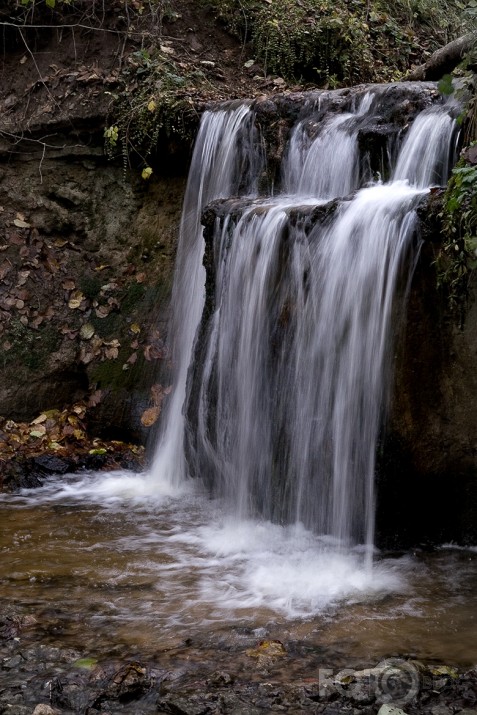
[0,261,12,281]
[79,348,95,365]
[88,389,103,407]
[127,352,138,365]
[16,270,30,287]
[62,279,76,290]
[9,233,24,246]
[150,384,165,407]
[95,305,111,318]
[31,414,47,425]
[140,406,160,427]
[44,253,60,273]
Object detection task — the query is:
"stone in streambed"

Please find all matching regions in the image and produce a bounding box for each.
[378,705,409,715]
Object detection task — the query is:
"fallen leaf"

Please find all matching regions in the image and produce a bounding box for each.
[17,270,30,286]
[246,640,287,658]
[95,305,111,318]
[13,218,31,229]
[151,384,165,406]
[31,414,47,425]
[68,290,85,309]
[80,323,95,340]
[88,389,103,407]
[140,406,160,427]
[29,429,46,439]
[0,262,12,280]
[9,233,24,246]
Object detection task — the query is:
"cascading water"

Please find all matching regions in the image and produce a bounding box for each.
[150,103,262,487]
[178,86,459,562]
[2,87,474,683]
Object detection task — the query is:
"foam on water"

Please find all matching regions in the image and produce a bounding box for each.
[4,469,192,508]
[2,470,411,623]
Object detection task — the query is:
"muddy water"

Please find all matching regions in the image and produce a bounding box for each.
[1,470,476,678]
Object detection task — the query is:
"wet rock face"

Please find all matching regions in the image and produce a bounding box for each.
[377,247,477,548]
[194,196,477,547]
[250,82,443,190]
[0,131,185,443]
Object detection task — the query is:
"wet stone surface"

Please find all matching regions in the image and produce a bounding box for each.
[1,632,476,714]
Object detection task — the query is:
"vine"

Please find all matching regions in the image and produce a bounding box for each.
[103,47,210,176]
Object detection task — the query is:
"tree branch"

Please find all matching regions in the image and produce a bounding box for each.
[405,32,477,81]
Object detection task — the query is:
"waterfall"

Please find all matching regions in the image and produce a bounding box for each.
[150,103,261,486]
[155,85,458,558]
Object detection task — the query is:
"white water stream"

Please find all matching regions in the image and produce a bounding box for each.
[2,87,473,669]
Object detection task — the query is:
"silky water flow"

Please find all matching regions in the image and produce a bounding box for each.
[2,88,475,669]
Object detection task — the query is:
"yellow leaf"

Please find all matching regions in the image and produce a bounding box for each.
[140,406,160,427]
[30,429,46,439]
[130,323,141,334]
[80,323,95,340]
[147,99,156,112]
[13,218,31,229]
[31,414,47,425]
[141,167,153,180]
[68,290,85,309]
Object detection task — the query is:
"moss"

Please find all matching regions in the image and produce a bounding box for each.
[120,282,146,314]
[91,346,149,391]
[90,312,122,340]
[437,152,477,318]
[79,274,103,300]
[3,321,61,371]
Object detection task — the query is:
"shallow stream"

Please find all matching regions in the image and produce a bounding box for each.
[1,469,476,682]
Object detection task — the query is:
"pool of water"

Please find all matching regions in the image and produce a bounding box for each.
[1,469,476,674]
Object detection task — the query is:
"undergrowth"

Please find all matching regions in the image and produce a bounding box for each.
[104,47,204,176]
[202,0,470,84]
[436,75,477,319]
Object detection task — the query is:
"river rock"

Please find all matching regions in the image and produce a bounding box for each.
[377,705,409,715]
[32,705,61,715]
